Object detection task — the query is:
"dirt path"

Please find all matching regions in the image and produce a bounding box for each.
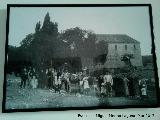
[5,78,100,109]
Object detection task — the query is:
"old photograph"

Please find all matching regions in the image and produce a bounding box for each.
[3,4,159,112]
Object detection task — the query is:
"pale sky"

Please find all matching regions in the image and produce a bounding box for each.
[9,6,152,55]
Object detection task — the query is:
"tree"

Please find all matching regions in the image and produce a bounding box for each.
[20,33,34,49]
[18,12,59,69]
[41,12,50,32]
[60,27,98,58]
[7,45,32,74]
[11,12,109,73]
[60,27,104,69]
[41,12,58,36]
[35,21,41,33]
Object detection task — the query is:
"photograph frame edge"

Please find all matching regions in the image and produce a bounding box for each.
[2,3,160,113]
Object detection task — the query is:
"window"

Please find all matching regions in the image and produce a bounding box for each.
[125,45,127,50]
[115,45,117,50]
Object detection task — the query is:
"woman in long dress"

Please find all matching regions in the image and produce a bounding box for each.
[31,76,38,89]
[54,73,61,94]
[123,77,129,97]
[57,75,62,93]
[83,76,90,95]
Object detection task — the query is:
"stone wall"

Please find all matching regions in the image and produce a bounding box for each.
[104,43,143,68]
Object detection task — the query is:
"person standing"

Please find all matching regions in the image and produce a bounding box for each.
[103,71,113,97]
[54,72,58,91]
[97,75,104,93]
[139,78,148,99]
[83,76,90,95]
[38,69,46,88]
[30,68,38,89]
[123,77,129,97]
[27,67,32,88]
[47,68,52,89]
[79,79,84,94]
[28,67,35,88]
[20,67,28,88]
[57,73,62,94]
[64,70,70,93]
[31,76,38,89]
[20,68,27,88]
[100,82,106,98]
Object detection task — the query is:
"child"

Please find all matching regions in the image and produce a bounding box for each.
[31,76,38,89]
[83,76,90,95]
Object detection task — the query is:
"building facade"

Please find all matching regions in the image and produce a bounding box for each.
[94,34,143,70]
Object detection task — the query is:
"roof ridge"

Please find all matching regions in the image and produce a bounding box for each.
[96,34,140,43]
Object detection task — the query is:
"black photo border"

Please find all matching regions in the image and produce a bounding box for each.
[2,4,160,113]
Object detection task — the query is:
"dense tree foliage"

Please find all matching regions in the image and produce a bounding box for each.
[8,12,108,73]
[142,55,153,67]
[18,12,59,69]
[60,27,98,58]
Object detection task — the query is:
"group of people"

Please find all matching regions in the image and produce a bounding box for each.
[97,72,114,97]
[19,66,92,95]
[19,66,148,99]
[97,72,148,99]
[20,67,38,89]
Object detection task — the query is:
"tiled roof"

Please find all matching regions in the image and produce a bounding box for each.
[96,34,140,44]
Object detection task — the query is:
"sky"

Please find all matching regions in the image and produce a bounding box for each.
[8,6,152,55]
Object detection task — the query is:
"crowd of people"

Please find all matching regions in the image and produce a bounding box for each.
[19,66,148,99]
[19,66,115,96]
[20,67,85,90]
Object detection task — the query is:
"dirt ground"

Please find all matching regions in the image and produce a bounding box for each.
[4,75,158,110]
